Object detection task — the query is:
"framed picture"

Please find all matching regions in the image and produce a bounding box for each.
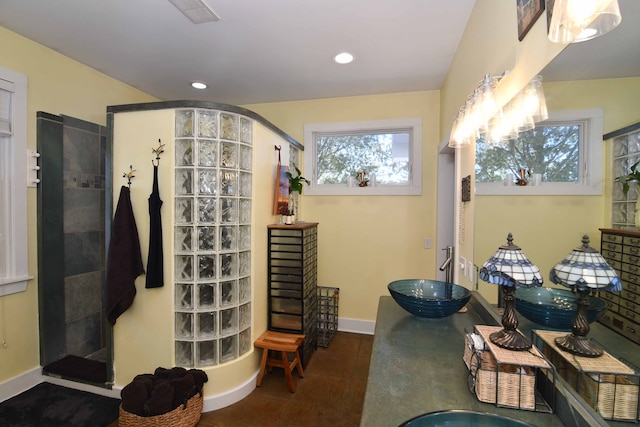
[517,0,545,41]
[546,0,555,32]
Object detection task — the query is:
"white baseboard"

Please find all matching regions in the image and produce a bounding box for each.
[202,371,258,412]
[0,367,42,402]
[0,367,121,402]
[338,317,376,335]
[44,375,120,399]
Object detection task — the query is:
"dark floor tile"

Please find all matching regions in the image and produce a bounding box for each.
[197,393,289,427]
[306,350,357,379]
[112,332,372,427]
[358,334,374,358]
[281,400,346,427]
[353,355,371,380]
[326,332,363,355]
[292,374,351,408]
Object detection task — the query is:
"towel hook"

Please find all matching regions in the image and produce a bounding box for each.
[123,165,136,188]
[152,138,165,166]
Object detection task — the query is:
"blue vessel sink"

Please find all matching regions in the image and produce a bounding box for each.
[388,279,471,318]
[400,410,536,426]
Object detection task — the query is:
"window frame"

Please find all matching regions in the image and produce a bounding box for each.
[0,67,31,296]
[303,118,422,196]
[475,109,603,196]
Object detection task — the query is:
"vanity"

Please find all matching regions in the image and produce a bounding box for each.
[362,293,638,427]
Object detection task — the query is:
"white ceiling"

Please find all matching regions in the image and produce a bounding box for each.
[0,0,476,105]
[541,0,640,82]
[0,1,637,106]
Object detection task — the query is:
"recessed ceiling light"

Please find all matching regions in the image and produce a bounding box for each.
[333,52,354,64]
[191,81,208,89]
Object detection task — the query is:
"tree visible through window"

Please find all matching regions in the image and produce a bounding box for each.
[475,122,581,183]
[315,131,410,185]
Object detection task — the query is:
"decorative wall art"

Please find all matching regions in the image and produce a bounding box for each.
[517,0,545,41]
[272,145,290,215]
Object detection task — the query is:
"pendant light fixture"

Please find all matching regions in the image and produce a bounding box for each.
[548,0,622,44]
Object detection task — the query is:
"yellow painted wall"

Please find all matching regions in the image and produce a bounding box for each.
[0,27,157,384]
[244,91,441,321]
[439,1,566,291]
[111,107,278,393]
[474,76,640,303]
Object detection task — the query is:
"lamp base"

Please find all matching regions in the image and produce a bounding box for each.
[489,328,532,351]
[555,334,604,358]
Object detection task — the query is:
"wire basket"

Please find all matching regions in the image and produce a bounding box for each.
[317,287,339,347]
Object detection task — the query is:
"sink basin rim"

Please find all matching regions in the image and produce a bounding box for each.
[399,409,537,426]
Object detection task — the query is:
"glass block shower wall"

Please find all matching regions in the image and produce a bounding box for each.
[174,109,253,367]
[612,128,640,229]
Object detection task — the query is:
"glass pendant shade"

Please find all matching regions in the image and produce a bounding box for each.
[550,235,622,357]
[548,0,622,43]
[480,233,543,350]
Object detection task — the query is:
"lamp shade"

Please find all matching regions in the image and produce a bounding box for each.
[479,233,543,288]
[479,232,542,351]
[550,235,622,292]
[550,235,621,357]
[548,0,622,44]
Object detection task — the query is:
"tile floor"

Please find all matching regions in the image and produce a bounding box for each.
[110,331,373,427]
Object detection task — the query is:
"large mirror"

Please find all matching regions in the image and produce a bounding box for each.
[474,2,640,425]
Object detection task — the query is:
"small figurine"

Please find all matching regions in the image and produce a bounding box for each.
[516,169,530,186]
[357,171,369,187]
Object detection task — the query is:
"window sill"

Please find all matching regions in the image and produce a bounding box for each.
[476,183,602,196]
[306,185,421,196]
[0,276,33,296]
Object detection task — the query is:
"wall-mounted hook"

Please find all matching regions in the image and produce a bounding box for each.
[152,138,165,166]
[123,165,136,188]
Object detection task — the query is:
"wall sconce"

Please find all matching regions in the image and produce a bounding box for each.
[549,235,622,357]
[548,0,622,44]
[448,74,548,148]
[479,233,543,350]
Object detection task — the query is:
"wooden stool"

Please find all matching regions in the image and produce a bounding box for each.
[254,330,305,392]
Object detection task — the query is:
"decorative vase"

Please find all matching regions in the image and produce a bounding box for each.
[288,192,299,223]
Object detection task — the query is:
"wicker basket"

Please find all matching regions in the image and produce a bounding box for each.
[578,374,639,421]
[475,350,536,410]
[118,392,203,427]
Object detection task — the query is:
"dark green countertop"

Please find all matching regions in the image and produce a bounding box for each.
[361,295,579,427]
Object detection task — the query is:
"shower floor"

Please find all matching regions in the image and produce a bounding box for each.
[43,354,107,385]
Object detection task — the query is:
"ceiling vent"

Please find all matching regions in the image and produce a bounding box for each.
[169,0,220,24]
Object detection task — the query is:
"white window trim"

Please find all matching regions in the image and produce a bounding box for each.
[303,118,422,196]
[475,109,603,196]
[0,67,31,296]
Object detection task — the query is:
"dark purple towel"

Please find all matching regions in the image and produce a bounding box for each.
[106,186,144,325]
[121,379,149,416]
[144,379,174,416]
[145,164,164,288]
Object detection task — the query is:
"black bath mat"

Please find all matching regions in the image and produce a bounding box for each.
[43,355,107,384]
[0,382,120,427]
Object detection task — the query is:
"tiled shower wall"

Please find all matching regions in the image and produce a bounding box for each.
[37,112,107,364]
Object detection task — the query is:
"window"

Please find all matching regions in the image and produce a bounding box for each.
[303,118,422,195]
[611,123,640,228]
[475,109,603,196]
[0,67,30,296]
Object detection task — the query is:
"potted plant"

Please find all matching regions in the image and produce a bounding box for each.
[286,165,310,222]
[615,160,640,227]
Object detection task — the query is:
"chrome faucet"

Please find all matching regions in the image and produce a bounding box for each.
[439,246,453,283]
